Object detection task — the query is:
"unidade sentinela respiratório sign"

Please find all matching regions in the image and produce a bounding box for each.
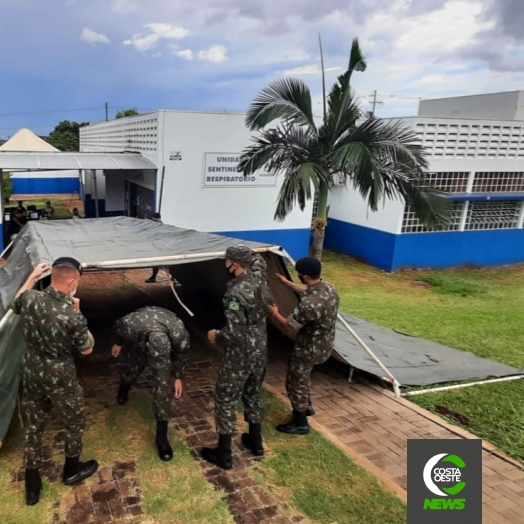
[203,153,276,187]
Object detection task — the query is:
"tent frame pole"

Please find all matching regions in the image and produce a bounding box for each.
[402,375,524,397]
[272,247,402,398]
[82,246,275,269]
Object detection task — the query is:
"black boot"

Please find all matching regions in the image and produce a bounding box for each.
[241,423,264,456]
[201,434,232,470]
[156,420,173,461]
[276,410,310,435]
[25,468,42,506]
[117,383,131,405]
[63,456,99,486]
[305,405,315,417]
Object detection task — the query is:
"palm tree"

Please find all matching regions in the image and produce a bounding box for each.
[238,38,452,260]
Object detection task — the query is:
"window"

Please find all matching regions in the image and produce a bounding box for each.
[465,201,521,230]
[401,203,464,233]
[472,172,524,193]
[420,172,469,193]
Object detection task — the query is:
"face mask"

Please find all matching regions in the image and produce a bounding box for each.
[69,280,78,298]
[226,263,236,278]
[298,274,307,284]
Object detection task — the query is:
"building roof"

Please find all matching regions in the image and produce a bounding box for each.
[0,128,58,152]
[0,151,157,170]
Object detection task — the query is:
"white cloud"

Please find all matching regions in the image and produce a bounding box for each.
[176,49,194,60]
[145,23,190,39]
[124,23,190,52]
[124,33,160,51]
[198,44,228,63]
[80,28,110,44]
[284,64,341,75]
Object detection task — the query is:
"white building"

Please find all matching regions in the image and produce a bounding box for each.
[79,111,313,260]
[325,92,524,270]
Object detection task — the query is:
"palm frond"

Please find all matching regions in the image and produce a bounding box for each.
[245,78,316,132]
[348,38,367,77]
[274,163,330,221]
[238,125,317,175]
[324,117,451,227]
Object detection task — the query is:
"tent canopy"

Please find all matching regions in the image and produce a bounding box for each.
[0,217,522,446]
[0,128,58,152]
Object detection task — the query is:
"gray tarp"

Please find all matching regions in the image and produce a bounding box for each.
[1,216,522,446]
[335,314,523,386]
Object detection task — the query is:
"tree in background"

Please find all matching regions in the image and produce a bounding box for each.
[2,172,12,203]
[41,120,89,152]
[116,108,139,119]
[239,38,452,260]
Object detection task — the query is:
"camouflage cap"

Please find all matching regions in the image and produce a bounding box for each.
[52,256,83,275]
[225,245,254,264]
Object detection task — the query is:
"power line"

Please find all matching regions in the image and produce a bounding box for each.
[0,124,62,131]
[0,106,103,117]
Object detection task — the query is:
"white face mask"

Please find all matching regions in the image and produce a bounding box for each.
[69,280,78,298]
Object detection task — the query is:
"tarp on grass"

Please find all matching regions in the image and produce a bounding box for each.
[0,216,522,447]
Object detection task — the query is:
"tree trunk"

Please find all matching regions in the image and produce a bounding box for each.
[310,183,329,261]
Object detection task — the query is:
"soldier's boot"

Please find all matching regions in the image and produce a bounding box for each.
[117,382,131,405]
[276,410,310,435]
[25,468,42,506]
[63,456,99,486]
[201,434,233,470]
[305,405,315,417]
[241,423,264,456]
[155,420,173,461]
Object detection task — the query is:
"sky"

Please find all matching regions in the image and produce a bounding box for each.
[1,0,524,138]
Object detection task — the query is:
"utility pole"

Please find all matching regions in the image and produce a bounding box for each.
[105,102,108,121]
[369,90,383,116]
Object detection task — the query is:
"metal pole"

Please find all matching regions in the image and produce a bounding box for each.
[82,246,275,269]
[105,102,109,121]
[157,166,166,215]
[0,168,5,253]
[276,247,402,397]
[92,170,99,218]
[402,375,524,397]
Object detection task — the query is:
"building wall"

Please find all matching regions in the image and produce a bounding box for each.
[325,116,524,271]
[79,111,312,259]
[418,92,524,121]
[157,111,311,259]
[10,170,80,195]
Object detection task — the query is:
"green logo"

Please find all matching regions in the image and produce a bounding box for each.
[423,453,466,511]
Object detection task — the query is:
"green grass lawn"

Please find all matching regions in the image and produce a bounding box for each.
[321,251,524,462]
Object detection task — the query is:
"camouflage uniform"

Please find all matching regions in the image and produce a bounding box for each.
[214,263,269,435]
[11,287,93,469]
[286,280,339,412]
[114,306,190,421]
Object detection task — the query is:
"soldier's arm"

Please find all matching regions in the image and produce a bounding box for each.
[172,330,190,379]
[215,296,248,348]
[68,313,95,356]
[11,263,51,309]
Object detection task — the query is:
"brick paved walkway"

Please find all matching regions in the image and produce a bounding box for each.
[122,269,524,523]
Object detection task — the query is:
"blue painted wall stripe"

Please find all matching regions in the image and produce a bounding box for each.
[325,218,524,271]
[324,219,396,272]
[215,228,310,262]
[12,178,80,195]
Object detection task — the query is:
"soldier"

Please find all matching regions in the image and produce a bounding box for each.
[203,245,269,469]
[111,306,190,461]
[11,257,98,506]
[269,256,339,435]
